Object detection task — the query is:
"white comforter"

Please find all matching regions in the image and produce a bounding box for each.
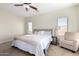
[12,34,52,56]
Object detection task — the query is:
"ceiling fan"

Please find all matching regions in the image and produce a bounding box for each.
[14,3,38,12]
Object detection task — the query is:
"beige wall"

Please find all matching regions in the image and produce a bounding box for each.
[25,14,57,33]
[0,9,24,43]
[25,5,79,33]
[1,5,78,43]
[75,5,79,31]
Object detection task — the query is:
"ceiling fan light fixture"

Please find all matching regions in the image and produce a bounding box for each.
[23,4,30,9]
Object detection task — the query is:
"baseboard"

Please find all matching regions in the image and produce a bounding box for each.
[0,39,12,44]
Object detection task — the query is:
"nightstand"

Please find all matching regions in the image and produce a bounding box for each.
[51,36,57,45]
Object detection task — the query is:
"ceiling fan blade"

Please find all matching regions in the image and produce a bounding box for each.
[25,7,28,11]
[23,3,31,5]
[14,4,23,6]
[29,5,38,11]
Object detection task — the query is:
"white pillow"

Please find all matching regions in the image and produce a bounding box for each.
[38,31,51,36]
[34,31,51,36]
[34,31,44,34]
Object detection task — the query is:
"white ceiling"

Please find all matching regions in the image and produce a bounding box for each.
[0,3,77,17]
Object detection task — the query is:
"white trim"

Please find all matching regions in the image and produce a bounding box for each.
[0,39,12,44]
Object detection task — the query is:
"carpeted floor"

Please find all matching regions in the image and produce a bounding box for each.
[0,41,79,56]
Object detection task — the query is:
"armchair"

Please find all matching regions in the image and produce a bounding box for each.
[59,32,79,52]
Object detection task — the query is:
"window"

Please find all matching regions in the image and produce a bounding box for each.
[57,17,68,36]
[28,22,32,34]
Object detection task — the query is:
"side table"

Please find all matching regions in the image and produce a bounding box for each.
[51,36,58,45]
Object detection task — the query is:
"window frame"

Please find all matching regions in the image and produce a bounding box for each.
[28,22,32,34]
[56,16,68,35]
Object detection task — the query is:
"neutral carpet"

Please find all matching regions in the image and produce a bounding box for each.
[0,42,79,56]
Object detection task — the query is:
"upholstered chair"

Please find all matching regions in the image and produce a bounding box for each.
[59,32,79,52]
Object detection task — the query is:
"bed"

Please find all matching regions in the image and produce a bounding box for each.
[11,29,52,56]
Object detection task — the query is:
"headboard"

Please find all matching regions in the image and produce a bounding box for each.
[33,29,52,35]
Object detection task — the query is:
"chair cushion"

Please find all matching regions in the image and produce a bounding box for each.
[62,40,74,46]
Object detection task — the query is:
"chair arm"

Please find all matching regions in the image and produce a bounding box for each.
[59,36,64,42]
[73,39,79,46]
[72,40,79,51]
[59,36,64,45]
